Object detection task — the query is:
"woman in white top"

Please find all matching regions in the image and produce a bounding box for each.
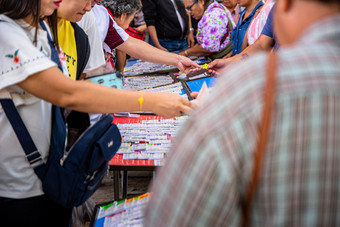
[0,0,194,226]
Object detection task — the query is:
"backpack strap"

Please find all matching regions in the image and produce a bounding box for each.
[39,21,63,71]
[241,51,277,227]
[0,99,45,175]
[0,20,44,173]
[62,23,91,149]
[0,20,66,179]
[71,22,90,80]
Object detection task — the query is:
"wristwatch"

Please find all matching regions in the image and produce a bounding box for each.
[189,28,194,32]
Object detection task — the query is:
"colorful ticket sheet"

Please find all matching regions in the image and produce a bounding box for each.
[123,75,174,91]
[110,115,188,166]
[93,193,151,227]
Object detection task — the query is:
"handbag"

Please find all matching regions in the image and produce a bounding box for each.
[125,26,145,41]
[241,51,277,226]
[0,99,121,208]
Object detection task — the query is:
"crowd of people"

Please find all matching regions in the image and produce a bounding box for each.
[0,0,339,226]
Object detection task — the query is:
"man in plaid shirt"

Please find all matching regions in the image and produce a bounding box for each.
[144,0,340,226]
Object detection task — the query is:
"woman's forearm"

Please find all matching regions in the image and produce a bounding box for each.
[18,66,192,118]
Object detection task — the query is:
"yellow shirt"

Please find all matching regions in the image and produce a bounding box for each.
[58,19,77,80]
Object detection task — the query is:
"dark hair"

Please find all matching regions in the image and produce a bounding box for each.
[0,0,58,49]
[101,0,142,17]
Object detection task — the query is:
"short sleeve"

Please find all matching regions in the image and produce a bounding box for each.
[104,17,129,50]
[247,0,275,45]
[0,16,56,90]
[77,11,106,73]
[261,9,274,38]
[197,6,232,52]
[92,4,110,43]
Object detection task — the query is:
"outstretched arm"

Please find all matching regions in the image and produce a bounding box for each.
[208,35,274,73]
[18,66,193,118]
[117,37,200,74]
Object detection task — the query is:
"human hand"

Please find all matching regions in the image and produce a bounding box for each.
[176,55,200,74]
[179,51,186,56]
[187,33,195,48]
[156,44,168,52]
[207,59,229,75]
[147,92,194,118]
[190,92,198,98]
[135,24,147,33]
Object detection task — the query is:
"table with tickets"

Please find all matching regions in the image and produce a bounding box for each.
[108,57,215,201]
[109,114,188,200]
[91,193,151,227]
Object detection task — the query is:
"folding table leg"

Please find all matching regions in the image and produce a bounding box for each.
[122,170,128,199]
[114,170,120,201]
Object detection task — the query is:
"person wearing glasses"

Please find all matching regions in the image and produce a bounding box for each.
[179,0,235,59]
[142,0,189,52]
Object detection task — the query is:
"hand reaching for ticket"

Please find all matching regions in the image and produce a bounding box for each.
[207,57,240,76]
[176,55,200,74]
[190,82,209,106]
[145,92,194,118]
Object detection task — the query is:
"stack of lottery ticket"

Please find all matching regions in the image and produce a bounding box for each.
[123,75,174,91]
[117,116,188,161]
[124,61,177,76]
[142,82,188,100]
[96,193,151,227]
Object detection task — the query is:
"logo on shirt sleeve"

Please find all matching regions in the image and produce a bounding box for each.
[5,49,20,63]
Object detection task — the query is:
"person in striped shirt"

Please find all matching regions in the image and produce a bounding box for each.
[144,0,340,225]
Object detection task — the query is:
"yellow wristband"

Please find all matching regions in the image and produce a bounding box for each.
[138,91,144,111]
[185,50,189,57]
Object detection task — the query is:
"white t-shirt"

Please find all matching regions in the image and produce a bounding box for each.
[92,4,110,43]
[77,11,106,73]
[91,4,129,53]
[0,15,57,198]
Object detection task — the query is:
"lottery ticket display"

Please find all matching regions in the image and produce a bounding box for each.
[93,193,151,227]
[123,75,174,91]
[124,57,207,76]
[124,61,177,76]
[116,116,188,164]
[142,82,189,100]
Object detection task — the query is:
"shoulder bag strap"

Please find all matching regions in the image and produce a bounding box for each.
[39,21,63,71]
[72,22,90,80]
[0,20,64,178]
[0,99,44,171]
[241,51,277,227]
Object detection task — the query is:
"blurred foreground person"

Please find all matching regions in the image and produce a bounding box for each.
[145,0,340,225]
